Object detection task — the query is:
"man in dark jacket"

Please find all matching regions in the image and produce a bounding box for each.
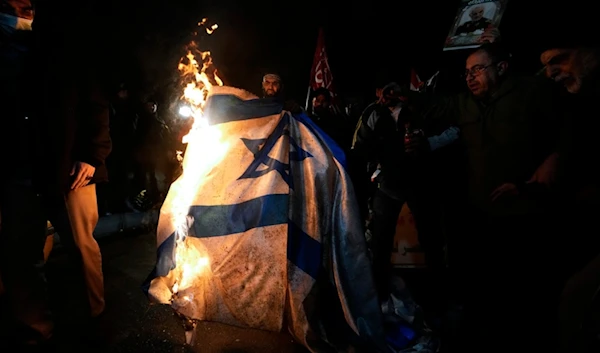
[541,45,600,353]
[261,72,303,115]
[352,82,443,304]
[34,0,112,328]
[37,65,111,323]
[309,87,353,151]
[130,97,169,209]
[1,1,111,348]
[0,0,53,347]
[424,43,563,351]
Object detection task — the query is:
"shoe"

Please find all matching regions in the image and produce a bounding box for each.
[20,336,55,353]
[127,190,153,212]
[12,325,55,353]
[125,195,143,213]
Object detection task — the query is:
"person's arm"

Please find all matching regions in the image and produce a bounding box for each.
[427,126,461,151]
[527,79,567,187]
[491,80,565,200]
[351,105,380,163]
[80,81,112,167]
[348,105,380,222]
[69,79,112,190]
[415,94,460,151]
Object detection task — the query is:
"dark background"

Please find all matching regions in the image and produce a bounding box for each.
[34,0,597,106]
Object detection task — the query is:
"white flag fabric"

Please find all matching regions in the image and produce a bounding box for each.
[144,87,388,352]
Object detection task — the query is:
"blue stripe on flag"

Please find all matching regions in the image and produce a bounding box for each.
[292,112,347,169]
[154,233,176,276]
[142,233,177,292]
[287,221,321,279]
[187,194,288,238]
[205,95,283,125]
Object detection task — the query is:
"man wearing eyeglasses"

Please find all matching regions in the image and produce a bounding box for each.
[421,42,564,351]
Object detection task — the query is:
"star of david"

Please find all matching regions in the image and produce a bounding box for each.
[238,120,313,189]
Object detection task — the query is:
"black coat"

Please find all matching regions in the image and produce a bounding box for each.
[33,38,111,193]
[36,69,112,192]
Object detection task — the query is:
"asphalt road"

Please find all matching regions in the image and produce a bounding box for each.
[43,228,307,353]
[2,214,442,353]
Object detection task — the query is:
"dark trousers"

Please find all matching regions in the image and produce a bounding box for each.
[452,211,559,352]
[102,157,131,214]
[370,189,445,301]
[0,180,53,338]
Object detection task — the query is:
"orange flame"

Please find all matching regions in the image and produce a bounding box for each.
[169,19,227,296]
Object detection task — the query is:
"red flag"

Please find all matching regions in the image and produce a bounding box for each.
[306,28,337,110]
[410,69,423,92]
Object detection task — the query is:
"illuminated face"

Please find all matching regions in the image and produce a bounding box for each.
[313,94,330,110]
[1,0,34,20]
[469,6,484,21]
[262,77,281,97]
[379,87,402,107]
[541,48,582,94]
[465,50,506,98]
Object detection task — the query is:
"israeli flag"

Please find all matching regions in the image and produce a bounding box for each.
[144,87,387,352]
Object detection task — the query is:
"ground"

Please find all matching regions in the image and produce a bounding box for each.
[7,229,308,353]
[1,216,445,353]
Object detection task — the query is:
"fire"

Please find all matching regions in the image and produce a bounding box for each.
[198,18,219,34]
[169,19,227,296]
[206,24,218,34]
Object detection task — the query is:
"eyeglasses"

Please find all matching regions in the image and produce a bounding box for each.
[464,64,494,78]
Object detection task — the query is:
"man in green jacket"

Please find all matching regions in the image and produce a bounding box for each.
[421,43,563,351]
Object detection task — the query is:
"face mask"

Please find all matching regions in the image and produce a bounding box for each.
[0,12,33,33]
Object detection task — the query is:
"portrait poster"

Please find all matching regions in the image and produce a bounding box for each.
[443,0,508,51]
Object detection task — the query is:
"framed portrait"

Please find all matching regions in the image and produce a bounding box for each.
[443,0,508,51]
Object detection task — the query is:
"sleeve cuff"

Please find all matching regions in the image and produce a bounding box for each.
[80,156,102,168]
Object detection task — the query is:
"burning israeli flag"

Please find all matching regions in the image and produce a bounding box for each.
[143,19,386,352]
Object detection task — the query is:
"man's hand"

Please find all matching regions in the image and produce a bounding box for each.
[490,183,519,202]
[70,161,96,190]
[527,153,558,187]
[478,26,501,43]
[405,133,430,154]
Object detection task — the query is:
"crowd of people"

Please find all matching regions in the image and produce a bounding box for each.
[1,0,600,352]
[100,83,180,215]
[240,38,600,351]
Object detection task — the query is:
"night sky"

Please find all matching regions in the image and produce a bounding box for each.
[41,0,596,107]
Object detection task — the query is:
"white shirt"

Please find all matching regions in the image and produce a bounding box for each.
[390,104,402,124]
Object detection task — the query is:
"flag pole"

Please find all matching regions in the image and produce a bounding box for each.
[304,86,312,112]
